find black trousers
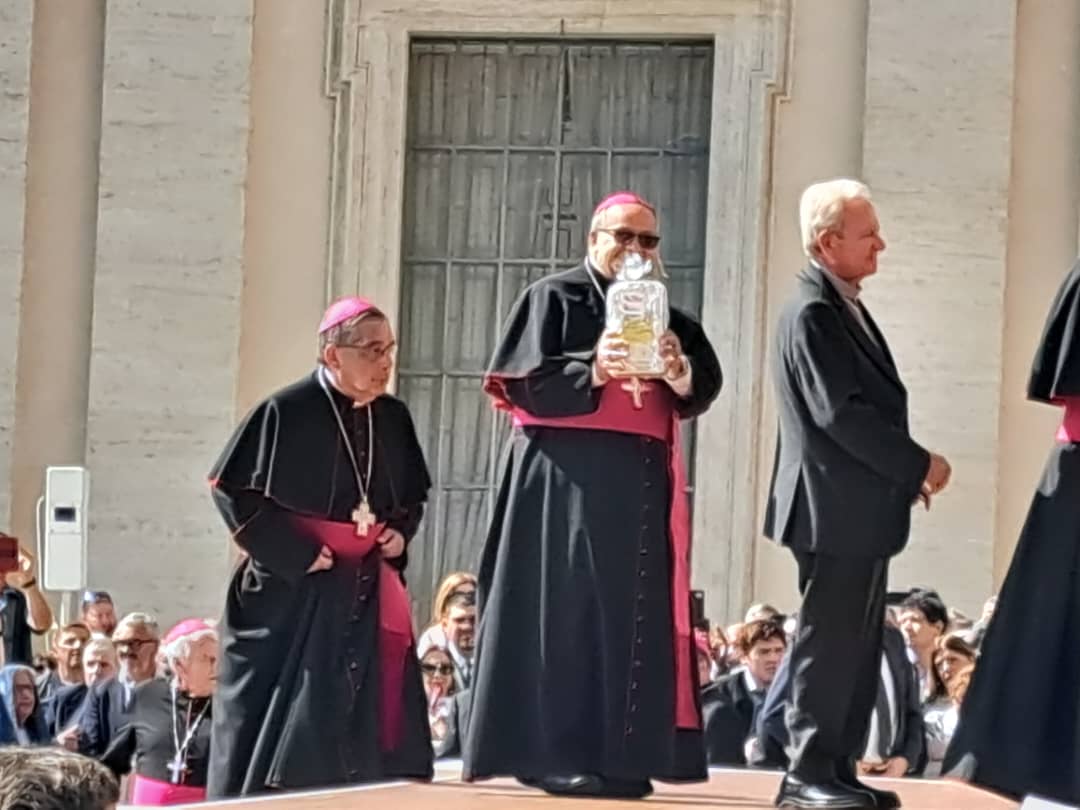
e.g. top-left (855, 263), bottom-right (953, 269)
top-left (784, 551), bottom-right (888, 782)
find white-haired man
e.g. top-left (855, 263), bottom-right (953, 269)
top-left (763, 179), bottom-right (950, 809)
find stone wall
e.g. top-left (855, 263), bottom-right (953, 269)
top-left (84, 1), bottom-right (252, 624)
top-left (0, 3), bottom-right (32, 528)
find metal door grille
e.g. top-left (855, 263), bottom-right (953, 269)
top-left (397, 38), bottom-right (714, 620)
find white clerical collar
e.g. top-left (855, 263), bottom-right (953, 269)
top-left (743, 668), bottom-right (764, 695)
top-left (811, 257), bottom-right (861, 302)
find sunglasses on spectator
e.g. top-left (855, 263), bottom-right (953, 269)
top-left (421, 663), bottom-right (454, 677)
top-left (595, 228), bottom-right (661, 250)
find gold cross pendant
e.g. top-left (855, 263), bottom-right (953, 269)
top-left (621, 376), bottom-right (653, 409)
top-left (352, 499), bottom-right (376, 536)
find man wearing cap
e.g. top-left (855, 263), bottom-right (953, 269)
top-left (207, 297), bottom-right (433, 797)
top-left (463, 192), bottom-right (722, 798)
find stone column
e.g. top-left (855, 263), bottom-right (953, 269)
top-left (994, 0), bottom-right (1080, 586)
top-left (237, 0), bottom-right (335, 415)
top-left (8, 1), bottom-right (106, 553)
top-left (753, 0), bottom-right (869, 612)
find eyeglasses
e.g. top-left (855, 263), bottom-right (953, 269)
top-left (595, 228), bottom-right (661, 250)
top-left (338, 342), bottom-right (396, 361)
top-left (114, 638), bottom-right (157, 653)
top-left (420, 663), bottom-right (455, 677)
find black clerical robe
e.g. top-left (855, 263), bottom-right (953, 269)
top-left (945, 261), bottom-right (1080, 803)
top-left (462, 263), bottom-right (722, 784)
top-left (102, 679), bottom-right (211, 786)
top-left (206, 371), bottom-right (433, 798)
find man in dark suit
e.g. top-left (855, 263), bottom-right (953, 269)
top-left (763, 179), bottom-right (951, 809)
top-left (703, 619), bottom-right (786, 766)
top-left (77, 613), bottom-right (159, 756)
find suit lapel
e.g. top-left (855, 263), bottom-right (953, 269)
top-left (804, 265), bottom-right (904, 392)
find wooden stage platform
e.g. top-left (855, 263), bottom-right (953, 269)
top-left (159, 763), bottom-right (1019, 809)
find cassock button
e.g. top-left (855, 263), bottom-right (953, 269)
top-left (639, 547), bottom-right (647, 556)
top-left (644, 481), bottom-right (652, 489)
top-left (360, 575), bottom-right (372, 583)
top-left (625, 725), bottom-right (634, 735)
top-left (359, 595), bottom-right (368, 603)
top-left (349, 661), bottom-right (358, 671)
top-left (630, 681), bottom-right (639, 691)
top-left (636, 615), bottom-right (644, 623)
top-left (630, 704), bottom-right (638, 714)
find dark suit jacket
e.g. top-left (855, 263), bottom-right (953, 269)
top-left (877, 624), bottom-right (926, 772)
top-left (42, 683), bottom-right (89, 736)
top-left (763, 263), bottom-right (929, 558)
top-left (0, 587), bottom-right (38, 665)
top-left (753, 626), bottom-right (926, 773)
top-left (702, 671), bottom-right (764, 766)
top-left (78, 677), bottom-right (133, 757)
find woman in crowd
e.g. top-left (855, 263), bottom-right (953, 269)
top-left (0, 664), bottom-right (48, 745)
top-left (102, 619), bottom-right (217, 806)
top-left (419, 640), bottom-right (460, 758)
top-left (924, 661), bottom-right (974, 777)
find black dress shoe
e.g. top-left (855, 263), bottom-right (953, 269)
top-left (775, 774), bottom-right (876, 809)
top-left (528, 774), bottom-right (653, 800)
top-left (837, 775), bottom-right (900, 808)
top-left (834, 761), bottom-right (901, 808)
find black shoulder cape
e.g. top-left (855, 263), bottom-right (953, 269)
top-left (1028, 259), bottom-right (1080, 403)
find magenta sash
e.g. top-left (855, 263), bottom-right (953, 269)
top-left (1057, 398), bottom-right (1080, 443)
top-left (508, 380), bottom-right (700, 730)
top-left (291, 516), bottom-right (414, 752)
top-left (130, 775), bottom-right (206, 806)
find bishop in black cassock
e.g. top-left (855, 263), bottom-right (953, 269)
top-left (944, 260), bottom-right (1080, 804)
top-left (462, 192), bottom-right (722, 799)
top-left (206, 297), bottom-right (433, 798)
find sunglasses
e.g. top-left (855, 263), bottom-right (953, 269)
top-left (596, 228), bottom-right (661, 250)
top-left (421, 663), bottom-right (455, 677)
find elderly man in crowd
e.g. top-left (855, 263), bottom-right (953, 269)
top-left (763, 179), bottom-right (951, 809)
top-left (49, 638), bottom-right (117, 741)
top-left (78, 613), bottom-right (160, 757)
top-left (103, 619), bottom-right (218, 806)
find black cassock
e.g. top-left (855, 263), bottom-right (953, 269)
top-left (206, 371), bottom-right (433, 798)
top-left (462, 263), bottom-right (722, 783)
top-left (944, 261), bottom-right (1080, 803)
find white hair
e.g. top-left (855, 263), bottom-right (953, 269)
top-left (82, 638), bottom-right (116, 666)
top-left (799, 178), bottom-right (872, 258)
top-left (113, 611), bottom-right (160, 639)
top-left (163, 628), bottom-right (217, 669)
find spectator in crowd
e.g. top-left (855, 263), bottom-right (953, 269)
top-left (708, 625), bottom-right (732, 681)
top-left (0, 537), bottom-right (53, 666)
top-left (855, 623), bottom-right (926, 778)
top-left (744, 603), bottom-right (782, 623)
top-left (81, 592), bottom-right (118, 639)
top-left (703, 619), bottom-right (787, 766)
top-left (0, 746), bottom-right (120, 810)
top-left (969, 594), bottom-right (997, 649)
top-left (417, 572), bottom-right (477, 652)
top-left (49, 639), bottom-right (117, 741)
top-left (924, 662), bottom-right (974, 776)
top-left (36, 623), bottom-right (91, 704)
top-left (78, 612), bottom-right (160, 757)
top-left (441, 590), bottom-right (475, 692)
top-left (0, 663), bottom-right (49, 745)
top-left (418, 640), bottom-right (461, 759)
top-left (31, 653), bottom-right (54, 678)
top-left (934, 633), bottom-right (977, 696)
top-left (102, 620), bottom-right (217, 806)
top-left (897, 590), bottom-right (949, 704)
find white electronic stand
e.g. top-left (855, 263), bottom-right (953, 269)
top-left (35, 466), bottom-right (90, 626)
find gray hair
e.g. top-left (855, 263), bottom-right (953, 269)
top-left (0, 746), bottom-right (119, 810)
top-left (317, 309), bottom-right (387, 361)
top-left (81, 638), bottom-right (116, 667)
top-left (163, 627), bottom-right (218, 669)
top-left (112, 611), bottom-right (160, 640)
top-left (799, 178), bottom-right (872, 258)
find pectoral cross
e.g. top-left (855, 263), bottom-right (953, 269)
top-left (168, 754), bottom-right (190, 785)
top-left (352, 499), bottom-right (376, 536)
top-left (621, 376), bottom-right (653, 409)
